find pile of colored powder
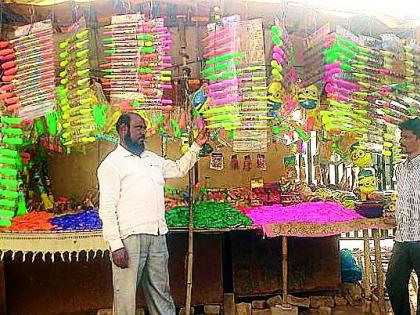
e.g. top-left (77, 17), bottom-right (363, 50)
top-left (50, 208), bottom-right (102, 231)
top-left (4, 211), bottom-right (54, 231)
top-left (246, 201), bottom-right (363, 225)
top-left (166, 201), bottom-right (253, 229)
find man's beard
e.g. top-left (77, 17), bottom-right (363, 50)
top-left (124, 132), bottom-right (145, 155)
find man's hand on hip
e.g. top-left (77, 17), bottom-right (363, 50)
top-left (112, 247), bottom-right (129, 269)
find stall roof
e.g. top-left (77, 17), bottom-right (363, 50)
top-left (1, 0), bottom-right (420, 36)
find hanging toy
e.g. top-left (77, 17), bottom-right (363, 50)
top-left (256, 154), bottom-right (266, 170)
top-left (0, 116), bottom-right (26, 226)
top-left (230, 154), bottom-right (239, 170)
top-left (267, 81), bottom-right (284, 116)
top-left (243, 155), bottom-right (252, 172)
top-left (57, 20), bottom-right (97, 147)
top-left (92, 104), bottom-right (109, 130)
top-left (102, 13), bottom-right (173, 110)
top-left (298, 84), bottom-right (321, 131)
top-left (33, 170), bottom-right (53, 210)
top-left (192, 85), bottom-right (209, 114)
top-left (16, 180), bottom-right (27, 216)
top-left (6, 20), bottom-right (56, 119)
top-left (350, 142), bottom-right (372, 168)
top-left (298, 85), bottom-right (320, 110)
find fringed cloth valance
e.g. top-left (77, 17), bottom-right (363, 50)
top-left (0, 231), bottom-right (108, 262)
top-left (0, 218), bottom-right (395, 262)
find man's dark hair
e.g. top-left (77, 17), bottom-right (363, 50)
top-left (399, 118), bottom-right (420, 138)
top-left (115, 113), bottom-right (131, 133)
top-left (116, 112), bottom-right (143, 133)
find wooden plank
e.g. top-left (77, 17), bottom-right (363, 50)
top-left (5, 253), bottom-right (113, 315)
top-left (0, 261), bottom-right (6, 315)
top-left (231, 230), bottom-right (340, 297)
top-left (167, 233), bottom-right (224, 306)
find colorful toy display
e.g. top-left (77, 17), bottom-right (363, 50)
top-left (0, 116), bottom-right (26, 227)
top-left (5, 20), bottom-right (56, 120)
top-left (57, 20), bottom-right (97, 147)
top-left (102, 13), bottom-right (173, 110)
top-left (201, 15), bottom-right (243, 131)
top-left (0, 4), bottom-right (418, 239)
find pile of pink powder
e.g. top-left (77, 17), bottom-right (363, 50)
top-left (245, 201), bottom-right (363, 225)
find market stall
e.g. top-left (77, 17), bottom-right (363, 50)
top-left (0, 0), bottom-right (418, 314)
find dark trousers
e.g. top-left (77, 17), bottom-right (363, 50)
top-left (386, 241), bottom-right (420, 315)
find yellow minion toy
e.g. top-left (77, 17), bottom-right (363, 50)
top-left (350, 142), bottom-right (372, 168)
top-left (298, 84), bottom-right (319, 110)
top-left (358, 168), bottom-right (377, 201)
top-left (267, 81), bottom-right (284, 111)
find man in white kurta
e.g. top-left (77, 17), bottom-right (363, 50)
top-left (98, 112), bottom-right (208, 315)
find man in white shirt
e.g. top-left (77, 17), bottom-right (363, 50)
top-left (385, 118), bottom-right (420, 315)
top-left (97, 112), bottom-right (208, 315)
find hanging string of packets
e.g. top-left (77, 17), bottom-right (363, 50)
top-left (102, 13), bottom-right (173, 110)
top-left (201, 16), bottom-right (243, 130)
top-left (166, 201), bottom-right (252, 229)
top-left (56, 22), bottom-right (96, 147)
top-left (233, 18), bottom-right (270, 153)
top-left (201, 15), bottom-right (271, 152)
top-left (0, 116), bottom-right (27, 227)
top-left (1, 20), bottom-right (55, 120)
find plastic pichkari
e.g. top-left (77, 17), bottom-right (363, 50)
top-left (0, 114), bottom-right (26, 226)
top-left (201, 20), bottom-right (243, 131)
top-left (56, 20), bottom-right (98, 147)
top-left (3, 20), bottom-right (56, 119)
top-left (102, 14), bottom-right (172, 109)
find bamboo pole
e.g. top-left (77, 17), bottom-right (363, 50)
top-left (373, 229), bottom-right (386, 315)
top-left (282, 236), bottom-right (289, 306)
top-left (178, 14), bottom-right (194, 315)
top-left (362, 229), bottom-right (373, 313)
top-left (362, 230), bottom-right (373, 296)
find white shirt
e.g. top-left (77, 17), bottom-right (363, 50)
top-left (97, 143), bottom-right (201, 251)
top-left (394, 154), bottom-right (420, 242)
